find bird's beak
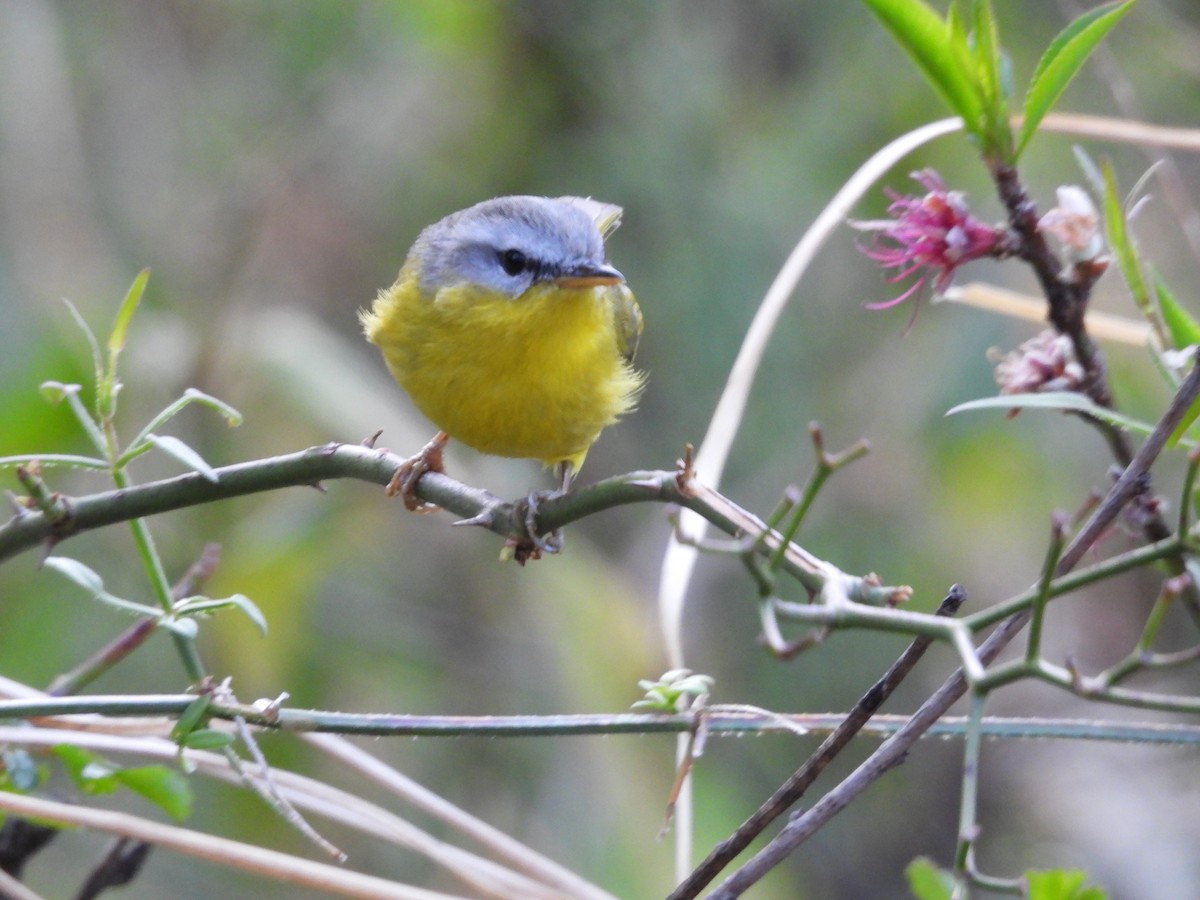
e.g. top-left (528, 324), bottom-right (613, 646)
top-left (555, 262), bottom-right (625, 288)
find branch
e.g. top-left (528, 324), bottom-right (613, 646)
top-left (0, 442), bottom-right (906, 607)
top-left (669, 585), bottom-right (967, 899)
top-left (7, 697), bottom-right (1200, 745)
top-left (706, 356), bottom-right (1200, 896)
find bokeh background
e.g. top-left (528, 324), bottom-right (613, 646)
top-left (3, 1), bottom-right (1200, 897)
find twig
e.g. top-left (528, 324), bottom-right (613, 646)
top-left (668, 586), bottom-right (966, 899)
top-left (707, 357), bottom-right (1200, 896)
top-left (0, 790), bottom-right (453, 900)
top-left (47, 544), bottom-right (222, 697)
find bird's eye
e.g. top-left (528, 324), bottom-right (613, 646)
top-left (499, 249), bottom-right (528, 277)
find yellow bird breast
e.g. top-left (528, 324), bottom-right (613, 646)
top-left (362, 272), bottom-right (645, 473)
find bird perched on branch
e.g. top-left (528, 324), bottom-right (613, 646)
top-left (360, 195), bottom-right (644, 556)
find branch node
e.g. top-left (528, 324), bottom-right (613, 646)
top-left (675, 444), bottom-right (697, 496)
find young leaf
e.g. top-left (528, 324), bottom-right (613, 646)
top-left (114, 765), bottom-right (193, 821)
top-left (61, 299), bottom-right (104, 395)
top-left (0, 453), bottom-right (110, 471)
top-left (1017, 1), bottom-right (1136, 157)
top-left (180, 729), bottom-right (236, 751)
top-left (96, 274), bottom-right (146, 424)
top-left (42, 556), bottom-right (105, 595)
top-left (181, 387), bottom-right (244, 427)
top-left (39, 381), bottom-right (109, 456)
top-left (859, 0), bottom-right (985, 135)
top-left (108, 268), bottom-right (150, 357)
top-left (158, 616), bottom-right (200, 639)
top-left (1101, 160), bottom-right (1151, 316)
top-left (1025, 867), bottom-right (1107, 900)
top-left (121, 389), bottom-right (243, 464)
top-left (171, 695), bottom-right (214, 743)
top-left (1156, 273), bottom-right (1200, 447)
top-left (968, 0), bottom-right (1012, 158)
top-left (1154, 272), bottom-right (1200, 351)
top-left (54, 746), bottom-right (193, 820)
top-left (175, 593), bottom-right (268, 637)
top-left (144, 434), bottom-right (219, 483)
top-left (55, 744), bottom-right (119, 795)
top-left (43, 557), bottom-right (163, 618)
top-left (906, 857), bottom-right (954, 900)
top-left (946, 392), bottom-right (1155, 436)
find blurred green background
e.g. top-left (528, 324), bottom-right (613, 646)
top-left (3, 1), bottom-right (1200, 897)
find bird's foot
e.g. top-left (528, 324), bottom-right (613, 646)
top-left (386, 431), bottom-right (448, 512)
top-left (503, 489), bottom-right (566, 564)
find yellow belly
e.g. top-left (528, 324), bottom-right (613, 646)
top-left (362, 272), bottom-right (644, 472)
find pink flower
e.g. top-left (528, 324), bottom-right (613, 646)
top-left (991, 330), bottom-right (1084, 396)
top-left (853, 169), bottom-right (1003, 310)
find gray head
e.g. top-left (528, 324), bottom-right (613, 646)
top-left (410, 195), bottom-right (625, 298)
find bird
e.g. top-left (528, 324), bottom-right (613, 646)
top-left (360, 195), bottom-right (645, 554)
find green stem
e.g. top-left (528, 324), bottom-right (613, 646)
top-left (1025, 519), bottom-right (1067, 663)
top-left (5, 695), bottom-right (1200, 742)
top-left (953, 692), bottom-right (985, 874)
top-left (963, 533), bottom-right (1188, 632)
top-left (109, 467), bottom-right (206, 684)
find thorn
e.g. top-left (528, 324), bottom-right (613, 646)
top-left (4, 490), bottom-right (28, 517)
top-left (37, 537), bottom-right (59, 568)
top-left (251, 692), bottom-right (290, 723)
top-left (362, 429), bottom-right (384, 449)
top-left (454, 510), bottom-right (496, 529)
top-left (627, 475), bottom-right (663, 490)
top-left (309, 481), bottom-right (328, 493)
top-left (675, 443), bottom-right (696, 495)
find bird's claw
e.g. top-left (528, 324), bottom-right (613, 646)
top-left (507, 489), bottom-right (565, 563)
top-left (386, 432), bottom-right (448, 512)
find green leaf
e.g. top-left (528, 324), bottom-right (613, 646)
top-left (108, 269), bottom-right (150, 357)
top-left (144, 434), bottom-right (219, 482)
top-left (1017, 1), bottom-right (1136, 157)
top-left (968, 0), bottom-right (1012, 157)
top-left (171, 695), bottom-right (213, 743)
top-left (1155, 272), bottom-right (1200, 351)
top-left (39, 381), bottom-right (109, 456)
top-left (54, 745), bottom-right (192, 820)
top-left (121, 388), bottom-right (243, 466)
top-left (43, 556), bottom-right (105, 595)
top-left (0, 453), bottom-right (109, 471)
top-left (96, 270), bottom-right (149, 423)
top-left (175, 593), bottom-right (268, 637)
top-left (1101, 161), bottom-right (1151, 315)
top-left (114, 765), bottom-right (193, 821)
top-left (180, 729), bottom-right (236, 750)
top-left (1026, 867), bottom-right (1107, 900)
top-left (43, 557), bottom-right (163, 618)
top-left (633, 669), bottom-right (714, 711)
top-left (860, 0), bottom-right (985, 134)
top-left (1150, 273), bottom-right (1200, 447)
top-left (158, 616), bottom-right (200, 639)
top-left (905, 857), bottom-right (954, 900)
top-left (61, 299), bottom-right (104, 395)
top-left (55, 744), bottom-right (118, 795)
top-left (181, 387), bottom-right (244, 427)
top-left (946, 391), bottom-right (1156, 436)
